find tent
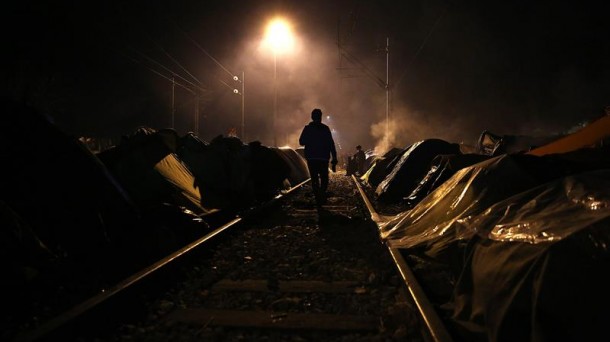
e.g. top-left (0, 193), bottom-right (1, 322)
top-left (376, 139), bottom-right (462, 203)
top-left (379, 146), bottom-right (610, 341)
top-left (97, 128), bottom-right (215, 216)
top-left (274, 147), bottom-right (310, 186)
top-left (405, 153), bottom-right (491, 208)
top-left (451, 170), bottom-right (610, 341)
top-left (361, 147), bottom-right (404, 188)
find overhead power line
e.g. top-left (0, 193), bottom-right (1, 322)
top-left (115, 47), bottom-right (197, 94)
top-left (171, 20), bottom-right (237, 79)
top-left (394, 7), bottom-right (446, 88)
top-left (114, 3), bottom-right (203, 87)
top-left (126, 45), bottom-right (206, 93)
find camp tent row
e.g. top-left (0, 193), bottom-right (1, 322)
top-left (360, 113), bottom-right (610, 341)
top-left (0, 99), bottom-right (309, 336)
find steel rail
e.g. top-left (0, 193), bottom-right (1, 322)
top-left (15, 179), bottom-right (310, 342)
top-left (351, 175), bottom-right (453, 342)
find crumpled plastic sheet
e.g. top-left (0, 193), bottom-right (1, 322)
top-left (380, 154), bottom-right (538, 247)
top-left (380, 154), bottom-right (610, 248)
top-left (473, 169), bottom-right (610, 244)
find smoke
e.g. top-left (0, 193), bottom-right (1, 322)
top-left (9, 0), bottom-right (607, 146)
top-left (369, 102), bottom-right (457, 155)
top-left (218, 13), bottom-right (387, 151)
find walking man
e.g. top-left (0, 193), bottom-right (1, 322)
top-left (299, 108), bottom-right (338, 205)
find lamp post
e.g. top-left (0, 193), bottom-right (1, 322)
top-left (264, 18), bottom-right (293, 147)
top-left (273, 51), bottom-right (277, 146)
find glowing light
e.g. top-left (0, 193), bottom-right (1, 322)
top-left (264, 18), bottom-right (294, 54)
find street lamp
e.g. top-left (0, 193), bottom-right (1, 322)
top-left (263, 17), bottom-right (294, 146)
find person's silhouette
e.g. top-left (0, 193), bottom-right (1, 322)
top-left (298, 108), bottom-right (338, 205)
top-left (354, 145), bottom-right (366, 175)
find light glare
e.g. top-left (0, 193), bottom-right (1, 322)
top-left (264, 18), bottom-right (294, 54)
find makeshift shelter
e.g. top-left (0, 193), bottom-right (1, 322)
top-left (0, 100), bottom-right (204, 328)
top-left (0, 99), bottom-right (141, 264)
top-left (381, 150), bottom-right (610, 250)
top-left (97, 128), bottom-right (214, 216)
top-left (361, 147), bottom-right (403, 188)
top-left (477, 130), bottom-right (560, 156)
top-left (248, 141), bottom-right (291, 201)
top-left (379, 145), bottom-right (610, 341)
top-left (274, 147), bottom-right (309, 186)
top-left (405, 153), bottom-right (491, 208)
top-left (177, 134), bottom-right (252, 209)
top-left (451, 170), bottom-right (610, 341)
top-left (176, 135), bottom-right (292, 209)
top-left (376, 139), bottom-right (461, 203)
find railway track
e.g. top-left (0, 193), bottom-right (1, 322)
top-left (13, 173), bottom-right (453, 342)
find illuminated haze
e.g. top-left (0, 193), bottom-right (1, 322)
top-left (5, 1), bottom-right (608, 154)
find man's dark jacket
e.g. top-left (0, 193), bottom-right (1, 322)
top-left (299, 121), bottom-right (337, 161)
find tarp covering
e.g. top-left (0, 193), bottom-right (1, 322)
top-left (477, 130), bottom-right (561, 156)
top-left (275, 147), bottom-right (309, 186)
top-left (1, 101), bottom-right (212, 275)
top-left (0, 100), bottom-right (205, 321)
top-left (248, 141), bottom-right (291, 200)
top-left (97, 128), bottom-right (214, 215)
top-left (177, 134), bottom-right (251, 209)
top-left (0, 99), bottom-right (140, 262)
top-left (0, 99), bottom-right (302, 336)
top-left (451, 170), bottom-right (610, 341)
top-left (380, 149), bottom-right (610, 249)
top-left (376, 139), bottom-right (461, 203)
top-left (469, 170), bottom-right (610, 243)
top-left (361, 147), bottom-right (403, 188)
top-left (176, 134), bottom-right (293, 209)
top-left (380, 154), bottom-right (545, 246)
top-left (378, 146), bottom-right (610, 341)
top-left (405, 153), bottom-right (491, 208)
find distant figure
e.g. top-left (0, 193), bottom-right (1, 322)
top-left (354, 145), bottom-right (367, 175)
top-left (299, 108), bottom-right (338, 205)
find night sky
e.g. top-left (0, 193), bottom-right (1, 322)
top-left (4, 0), bottom-right (609, 154)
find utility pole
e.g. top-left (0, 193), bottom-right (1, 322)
top-left (241, 71), bottom-right (245, 141)
top-left (194, 93), bottom-right (199, 136)
top-left (171, 76), bottom-right (176, 129)
top-left (385, 37), bottom-right (390, 151)
top-left (337, 21), bottom-right (391, 151)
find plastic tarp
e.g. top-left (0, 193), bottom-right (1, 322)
top-left (98, 128), bottom-right (214, 215)
top-left (378, 146), bottom-right (610, 341)
top-left (451, 170), bottom-right (610, 341)
top-left (177, 135), bottom-right (292, 209)
top-left (380, 154), bottom-right (540, 246)
top-left (1, 99), bottom-right (140, 261)
top-left (177, 134), bottom-right (251, 209)
top-left (361, 147), bottom-right (403, 188)
top-left (405, 153), bottom-right (491, 208)
top-left (275, 147), bottom-right (309, 186)
top-left (248, 141), bottom-right (291, 201)
top-left (0, 100), bottom-right (183, 321)
top-left (376, 139), bottom-right (461, 203)
top-left (477, 130), bottom-right (561, 156)
top-left (380, 151), bottom-right (609, 250)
